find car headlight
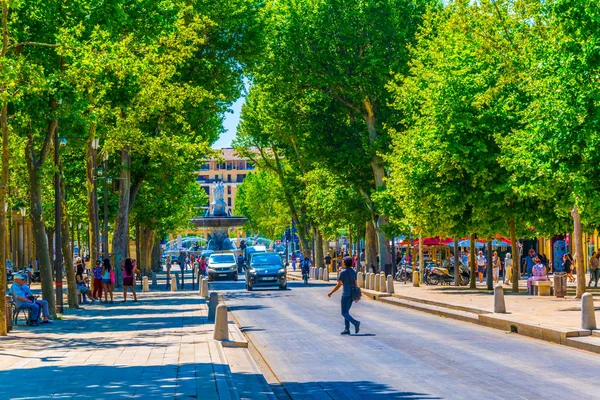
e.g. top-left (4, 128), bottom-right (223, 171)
top-left (248, 268), bottom-right (256, 274)
top-left (278, 268), bottom-right (285, 274)
top-left (231, 266), bottom-right (237, 271)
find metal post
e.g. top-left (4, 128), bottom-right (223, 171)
top-left (454, 238), bottom-right (460, 286)
top-left (487, 240), bottom-right (493, 290)
top-left (391, 236), bottom-right (396, 276)
top-left (102, 158), bottom-right (109, 259)
top-left (54, 125), bottom-right (64, 313)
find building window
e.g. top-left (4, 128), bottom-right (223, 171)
top-left (247, 161), bottom-right (255, 170)
top-left (237, 174), bottom-right (246, 183)
top-left (227, 197), bottom-right (232, 207)
top-left (227, 186), bottom-right (231, 195)
top-left (227, 174), bottom-right (231, 183)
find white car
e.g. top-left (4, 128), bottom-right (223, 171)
top-left (207, 253), bottom-right (238, 282)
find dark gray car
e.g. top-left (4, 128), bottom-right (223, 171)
top-left (246, 253), bottom-right (286, 291)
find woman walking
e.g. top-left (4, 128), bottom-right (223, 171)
top-left (101, 258), bottom-right (114, 303)
top-left (121, 258), bottom-right (138, 302)
top-left (503, 253), bottom-right (513, 285)
top-left (476, 251), bottom-right (486, 283)
top-left (492, 251), bottom-right (501, 284)
top-left (563, 253), bottom-right (575, 282)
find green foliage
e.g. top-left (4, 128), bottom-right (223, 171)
top-left (235, 170), bottom-right (289, 240)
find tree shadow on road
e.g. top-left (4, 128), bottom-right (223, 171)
top-left (282, 379), bottom-right (440, 399)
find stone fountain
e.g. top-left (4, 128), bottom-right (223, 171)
top-left (191, 182), bottom-right (247, 251)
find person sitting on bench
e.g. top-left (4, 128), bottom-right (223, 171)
top-left (526, 257), bottom-right (549, 295)
top-left (10, 274), bottom-right (52, 325)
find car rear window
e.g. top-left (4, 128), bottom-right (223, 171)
top-left (210, 255), bottom-right (235, 263)
top-left (251, 254), bottom-right (282, 266)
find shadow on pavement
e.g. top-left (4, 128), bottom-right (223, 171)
top-left (0, 363), bottom-right (440, 400)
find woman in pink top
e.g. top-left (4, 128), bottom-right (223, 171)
top-left (526, 257), bottom-right (549, 294)
top-left (120, 258), bottom-right (138, 302)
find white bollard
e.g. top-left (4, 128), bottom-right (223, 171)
top-left (152, 272), bottom-right (157, 286)
top-left (413, 271), bottom-right (420, 287)
top-left (208, 292), bottom-right (219, 322)
top-left (357, 272), bottom-right (363, 288)
top-left (379, 273), bottom-right (386, 293)
top-left (213, 304), bottom-right (229, 341)
top-left (387, 275), bottom-right (394, 294)
top-left (366, 273), bottom-right (371, 290)
top-left (375, 273), bottom-right (380, 292)
top-left (200, 278), bottom-right (209, 298)
top-left (581, 292), bottom-right (597, 330)
top-left (315, 267), bottom-right (320, 280)
top-left (142, 276), bottom-right (149, 292)
top-left (370, 273), bottom-right (376, 290)
top-left (494, 284), bottom-right (506, 313)
top-left (171, 276), bottom-right (177, 292)
top-left (323, 267), bottom-right (329, 282)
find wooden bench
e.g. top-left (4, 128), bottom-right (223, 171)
top-left (532, 280), bottom-right (553, 296)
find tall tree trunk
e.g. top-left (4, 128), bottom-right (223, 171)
top-left (76, 223), bottom-right (82, 261)
top-left (571, 205), bottom-right (586, 298)
top-left (60, 172), bottom-right (78, 308)
top-left (112, 148), bottom-right (131, 288)
top-left (314, 228), bottom-right (324, 269)
top-left (86, 136), bottom-right (100, 265)
top-left (46, 228), bottom-right (54, 277)
top-left (365, 220), bottom-right (378, 273)
top-left (0, 102), bottom-right (8, 335)
top-left (135, 220), bottom-right (141, 265)
top-left (364, 101), bottom-right (391, 272)
top-left (0, 0), bottom-right (10, 336)
top-left (26, 139), bottom-right (56, 317)
top-left (139, 224), bottom-right (155, 274)
top-left (469, 234), bottom-right (476, 289)
top-left (151, 236), bottom-right (161, 272)
top-left (509, 217), bottom-right (519, 293)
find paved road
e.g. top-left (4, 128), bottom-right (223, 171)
top-left (212, 277), bottom-right (600, 400)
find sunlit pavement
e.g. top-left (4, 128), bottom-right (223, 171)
top-left (0, 292), bottom-right (234, 399)
top-left (212, 277), bottom-right (600, 400)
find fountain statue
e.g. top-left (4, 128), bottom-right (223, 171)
top-left (191, 182), bottom-right (247, 250)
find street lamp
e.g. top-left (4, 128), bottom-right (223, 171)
top-left (19, 207), bottom-right (26, 270)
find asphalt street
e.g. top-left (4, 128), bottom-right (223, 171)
top-left (211, 275), bottom-right (600, 400)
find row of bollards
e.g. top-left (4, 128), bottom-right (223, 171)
top-left (307, 266), bottom-right (330, 282)
top-left (197, 276), bottom-right (229, 341)
top-left (355, 271), bottom-right (395, 295)
top-left (493, 284), bottom-right (596, 330)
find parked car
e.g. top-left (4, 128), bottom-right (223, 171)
top-left (246, 253), bottom-right (286, 291)
top-left (207, 253), bottom-right (238, 282)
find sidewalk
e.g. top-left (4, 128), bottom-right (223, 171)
top-left (289, 268), bottom-right (600, 353)
top-left (0, 289), bottom-right (272, 399)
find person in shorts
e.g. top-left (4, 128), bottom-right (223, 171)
top-left (101, 258), bottom-right (114, 304)
top-left (120, 258), bottom-right (138, 302)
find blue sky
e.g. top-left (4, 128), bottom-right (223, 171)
top-left (212, 96), bottom-right (245, 149)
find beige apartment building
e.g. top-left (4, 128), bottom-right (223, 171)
top-left (196, 148), bottom-right (255, 214)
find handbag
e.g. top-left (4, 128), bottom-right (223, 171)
top-left (109, 269), bottom-right (116, 284)
top-left (349, 270), bottom-right (361, 302)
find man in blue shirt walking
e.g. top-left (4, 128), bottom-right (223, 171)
top-left (328, 257), bottom-right (360, 335)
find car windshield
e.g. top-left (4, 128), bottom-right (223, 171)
top-left (210, 255), bottom-right (235, 263)
top-left (251, 254), bottom-right (282, 266)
